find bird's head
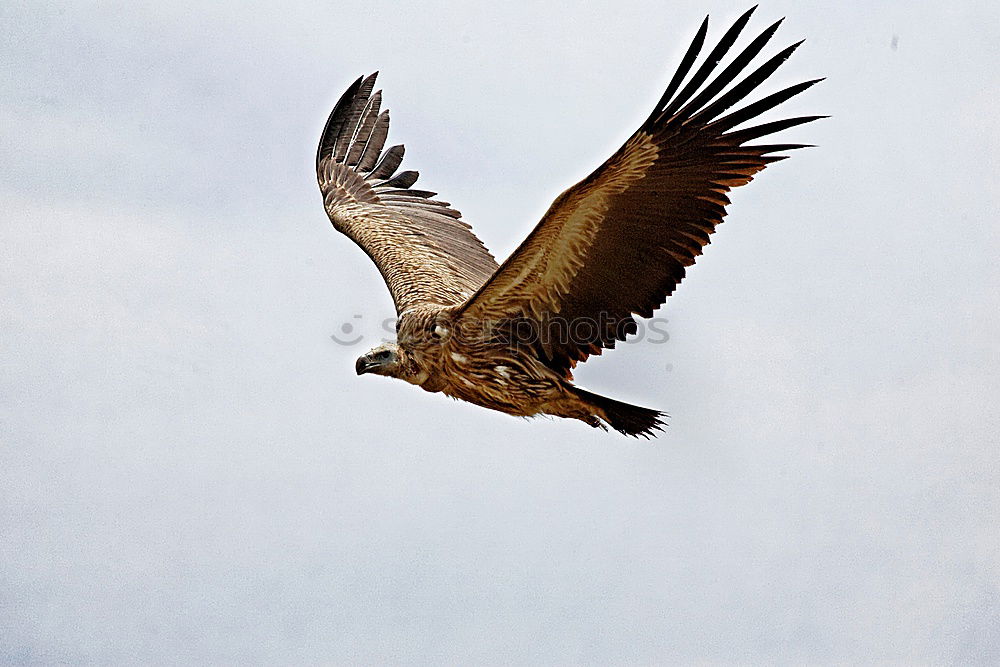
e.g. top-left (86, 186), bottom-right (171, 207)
top-left (355, 342), bottom-right (401, 377)
top-left (355, 342), bottom-right (428, 385)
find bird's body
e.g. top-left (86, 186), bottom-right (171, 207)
top-left (370, 304), bottom-right (654, 432)
top-left (317, 8), bottom-right (822, 437)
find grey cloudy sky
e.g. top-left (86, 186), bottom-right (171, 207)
top-left (2, 1), bottom-right (999, 663)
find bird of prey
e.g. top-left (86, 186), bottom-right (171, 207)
top-left (316, 7), bottom-right (822, 437)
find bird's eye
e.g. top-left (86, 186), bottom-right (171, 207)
top-left (376, 350), bottom-right (391, 361)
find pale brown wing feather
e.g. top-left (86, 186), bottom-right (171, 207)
top-left (317, 73), bottom-right (499, 314)
top-left (456, 8), bottom-right (824, 377)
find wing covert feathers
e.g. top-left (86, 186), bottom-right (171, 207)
top-left (316, 73), bottom-right (498, 313)
top-left (457, 7), bottom-right (823, 378)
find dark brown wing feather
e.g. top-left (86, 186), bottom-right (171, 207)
top-left (317, 73), bottom-right (499, 314)
top-left (456, 8), bottom-right (824, 378)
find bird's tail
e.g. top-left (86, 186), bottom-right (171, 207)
top-left (572, 387), bottom-right (666, 438)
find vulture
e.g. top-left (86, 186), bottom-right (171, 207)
top-left (316, 7), bottom-right (822, 437)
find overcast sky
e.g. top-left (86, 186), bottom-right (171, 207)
top-left (2, 1), bottom-right (999, 663)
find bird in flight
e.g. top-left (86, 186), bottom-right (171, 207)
top-left (316, 7), bottom-right (822, 437)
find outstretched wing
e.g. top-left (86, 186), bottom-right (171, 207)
top-left (317, 73), bottom-right (499, 314)
top-left (456, 7), bottom-right (823, 378)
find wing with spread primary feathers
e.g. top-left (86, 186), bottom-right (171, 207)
top-left (317, 73), bottom-right (499, 314)
top-left (456, 7), bottom-right (824, 378)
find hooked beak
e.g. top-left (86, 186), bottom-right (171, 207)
top-left (356, 355), bottom-right (374, 375)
